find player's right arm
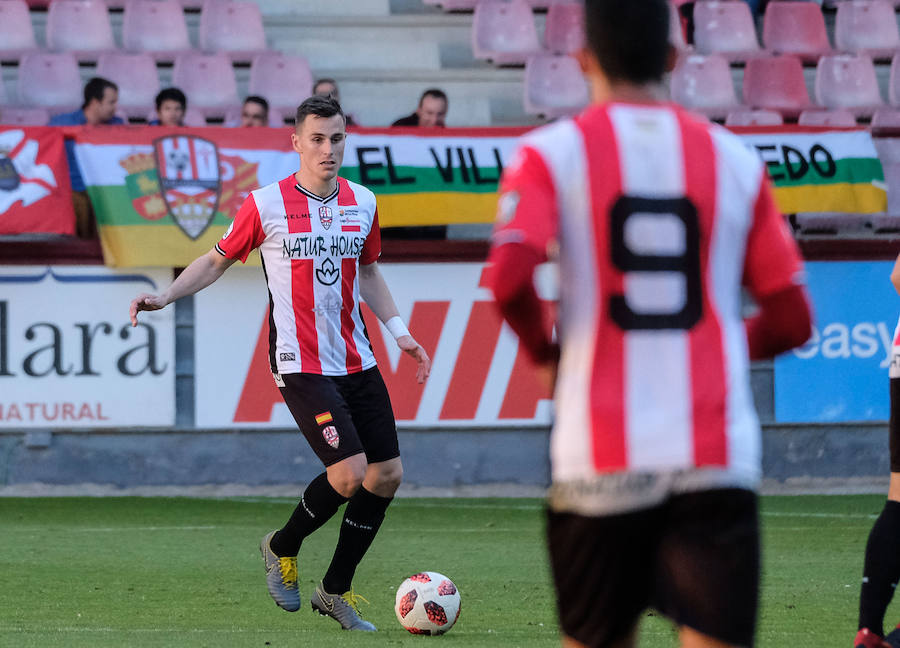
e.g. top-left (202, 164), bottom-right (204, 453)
top-left (130, 193), bottom-right (264, 326)
top-left (129, 250), bottom-right (236, 326)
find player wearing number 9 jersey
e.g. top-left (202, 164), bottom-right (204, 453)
top-left (487, 2), bottom-right (812, 647)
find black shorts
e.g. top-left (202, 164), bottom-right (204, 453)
top-left (278, 367), bottom-right (399, 467)
top-left (546, 488), bottom-right (759, 648)
top-left (890, 378), bottom-right (900, 472)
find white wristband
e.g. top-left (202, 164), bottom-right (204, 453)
top-left (385, 316), bottom-right (410, 340)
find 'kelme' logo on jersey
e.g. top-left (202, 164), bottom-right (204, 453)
top-left (319, 206), bottom-right (333, 229)
top-left (153, 135), bottom-right (221, 240)
top-left (315, 258), bottom-right (340, 286)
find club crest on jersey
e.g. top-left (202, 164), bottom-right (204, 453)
top-left (322, 425), bottom-right (339, 449)
top-left (319, 206), bottom-right (334, 229)
top-left (153, 135), bottom-right (221, 240)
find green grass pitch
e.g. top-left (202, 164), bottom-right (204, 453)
top-left (0, 495), bottom-right (894, 647)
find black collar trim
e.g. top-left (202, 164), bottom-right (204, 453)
top-left (295, 182), bottom-right (339, 203)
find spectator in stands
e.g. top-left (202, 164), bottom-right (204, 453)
top-left (313, 78), bottom-right (357, 127)
top-left (49, 77), bottom-right (123, 239)
top-left (149, 88), bottom-right (186, 127)
top-left (391, 89), bottom-right (448, 128)
top-left (240, 96), bottom-right (269, 127)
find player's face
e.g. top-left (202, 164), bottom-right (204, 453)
top-left (157, 99), bottom-right (184, 127)
top-left (292, 114), bottom-right (346, 182)
top-left (416, 95), bottom-right (447, 127)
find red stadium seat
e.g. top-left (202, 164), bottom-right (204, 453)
top-left (670, 53), bottom-right (741, 120)
top-left (742, 55), bottom-right (813, 119)
top-left (172, 53), bottom-right (238, 118)
top-left (199, 0), bottom-right (269, 63)
top-left (815, 53), bottom-right (884, 118)
top-left (762, 1), bottom-right (831, 64)
top-left (472, 0), bottom-right (541, 65)
top-left (835, 0), bottom-right (900, 61)
top-left (523, 54), bottom-right (588, 118)
top-left (123, 0), bottom-right (192, 62)
top-left (724, 109), bottom-right (784, 126)
top-left (544, 3), bottom-right (584, 55)
top-left (46, 0), bottom-right (116, 61)
top-left (797, 109), bottom-right (858, 126)
top-left (887, 52), bottom-right (900, 105)
top-left (16, 52), bottom-right (82, 111)
top-left (96, 53), bottom-right (160, 118)
top-left (0, 106), bottom-right (51, 125)
top-left (0, 0), bottom-right (39, 62)
top-left (248, 53), bottom-right (313, 113)
top-left (693, 1), bottom-right (762, 63)
top-left (872, 106), bottom-right (900, 127)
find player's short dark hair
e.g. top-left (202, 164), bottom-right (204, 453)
top-left (155, 87), bottom-right (186, 111)
top-left (584, 0), bottom-right (671, 84)
top-left (82, 77), bottom-right (117, 109)
top-left (418, 88), bottom-right (447, 106)
top-left (244, 95), bottom-right (269, 116)
top-left (295, 94), bottom-right (345, 129)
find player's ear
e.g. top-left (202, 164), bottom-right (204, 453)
top-left (290, 131), bottom-right (303, 155)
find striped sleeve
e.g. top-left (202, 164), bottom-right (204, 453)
top-left (216, 193), bottom-right (265, 263)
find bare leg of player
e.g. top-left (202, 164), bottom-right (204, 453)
top-left (362, 456), bottom-right (403, 496)
top-left (679, 626), bottom-right (746, 648)
top-left (887, 472), bottom-right (900, 503)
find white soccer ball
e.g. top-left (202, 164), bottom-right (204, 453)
top-left (394, 571), bottom-right (461, 635)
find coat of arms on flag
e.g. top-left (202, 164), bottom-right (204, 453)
top-left (153, 135), bottom-right (221, 240)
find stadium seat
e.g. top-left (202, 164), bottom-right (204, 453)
top-left (724, 109), bottom-right (784, 126)
top-left (742, 55), bottom-right (813, 119)
top-left (0, 0), bottom-right (39, 62)
top-left (815, 54), bottom-right (884, 118)
top-left (669, 0), bottom-right (691, 53)
top-left (472, 0), bottom-right (541, 65)
top-left (248, 53), bottom-right (313, 113)
top-left (543, 3), bottom-right (584, 55)
top-left (16, 52), bottom-right (82, 111)
top-left (670, 53), bottom-right (741, 120)
top-left (122, 0), bottom-right (192, 62)
top-left (872, 106), bottom-right (900, 127)
top-left (199, 0), bottom-right (269, 63)
top-left (762, 1), bottom-right (832, 64)
top-left (0, 106), bottom-right (51, 125)
top-left (693, 1), bottom-right (763, 63)
top-left (835, 0), bottom-right (900, 61)
top-left (887, 53), bottom-right (900, 105)
top-left (46, 0), bottom-right (116, 61)
top-left (96, 53), bottom-right (160, 118)
top-left (172, 53), bottom-right (239, 118)
top-left (797, 109), bottom-right (858, 126)
top-left (523, 54), bottom-right (589, 118)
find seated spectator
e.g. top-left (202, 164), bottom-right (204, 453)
top-left (391, 89), bottom-right (448, 127)
top-left (49, 77), bottom-right (123, 239)
top-left (149, 87), bottom-right (186, 126)
top-left (240, 95), bottom-right (269, 127)
top-left (313, 78), bottom-right (357, 127)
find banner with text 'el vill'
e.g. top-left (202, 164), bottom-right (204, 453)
top-left (74, 126), bottom-right (885, 268)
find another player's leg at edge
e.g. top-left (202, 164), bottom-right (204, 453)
top-left (260, 452), bottom-right (401, 631)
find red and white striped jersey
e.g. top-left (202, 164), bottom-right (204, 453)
top-left (216, 175), bottom-right (380, 376)
top-left (493, 102), bottom-right (804, 485)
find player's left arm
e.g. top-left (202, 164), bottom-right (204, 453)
top-left (359, 260), bottom-right (431, 384)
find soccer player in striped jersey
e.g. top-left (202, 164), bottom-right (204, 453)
top-left (855, 252), bottom-right (900, 648)
top-left (487, 1), bottom-right (812, 646)
top-left (129, 95), bottom-right (430, 632)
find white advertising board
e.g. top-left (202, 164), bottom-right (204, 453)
top-left (194, 263), bottom-right (555, 428)
top-left (0, 266), bottom-right (175, 428)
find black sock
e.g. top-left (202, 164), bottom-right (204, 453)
top-left (270, 473), bottom-right (347, 557)
top-left (322, 487), bottom-right (392, 594)
top-left (859, 500), bottom-right (900, 635)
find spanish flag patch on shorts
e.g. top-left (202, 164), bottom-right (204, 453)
top-left (315, 411), bottom-right (333, 425)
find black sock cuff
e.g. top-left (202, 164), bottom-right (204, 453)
top-left (346, 486), bottom-right (392, 522)
top-left (307, 472), bottom-right (349, 511)
top-left (885, 500), bottom-right (900, 516)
